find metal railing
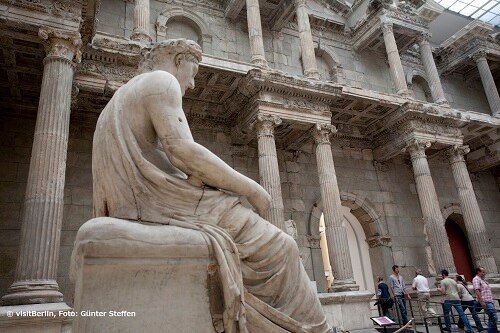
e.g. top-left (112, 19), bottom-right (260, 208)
top-left (374, 297), bottom-right (499, 333)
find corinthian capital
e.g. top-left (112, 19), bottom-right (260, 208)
top-left (254, 114), bottom-right (282, 137)
top-left (470, 49), bottom-right (487, 62)
top-left (39, 27), bottom-right (82, 63)
top-left (312, 123), bottom-right (337, 144)
top-left (446, 145), bottom-right (470, 164)
top-left (402, 139), bottom-right (431, 157)
top-left (380, 22), bottom-right (393, 34)
top-left (416, 32), bottom-right (432, 44)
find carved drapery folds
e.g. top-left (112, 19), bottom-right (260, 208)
top-left (254, 114), bottom-right (285, 231)
top-left (312, 124), bottom-right (358, 291)
top-left (446, 145), bottom-right (499, 276)
top-left (403, 140), bottom-right (456, 276)
top-left (2, 27), bottom-right (82, 305)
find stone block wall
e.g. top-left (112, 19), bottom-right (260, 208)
top-left (1, 116), bottom-right (500, 303)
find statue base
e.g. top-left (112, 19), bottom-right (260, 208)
top-left (70, 217), bottom-right (223, 333)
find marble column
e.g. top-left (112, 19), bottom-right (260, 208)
top-left (404, 140), bottom-right (456, 275)
top-left (295, 0), bottom-right (320, 80)
top-left (130, 0), bottom-right (152, 44)
top-left (312, 124), bottom-right (358, 291)
top-left (446, 145), bottom-right (499, 276)
top-left (255, 114), bottom-right (285, 231)
top-left (2, 28), bottom-right (81, 305)
top-left (472, 50), bottom-right (500, 116)
top-left (417, 32), bottom-right (447, 104)
top-left (246, 0), bottom-right (268, 67)
top-left (380, 20), bottom-right (410, 96)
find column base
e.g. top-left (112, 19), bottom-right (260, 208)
top-left (251, 56), bottom-right (268, 68)
top-left (486, 273), bottom-right (500, 284)
top-left (435, 99), bottom-right (449, 106)
top-left (397, 89), bottom-right (411, 97)
top-left (329, 279), bottom-right (359, 292)
top-left (304, 69), bottom-right (320, 80)
top-left (2, 280), bottom-right (63, 305)
top-left (130, 31), bottom-right (152, 44)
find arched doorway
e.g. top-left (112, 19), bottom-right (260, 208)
top-left (319, 206), bottom-right (375, 293)
top-left (445, 214), bottom-right (474, 281)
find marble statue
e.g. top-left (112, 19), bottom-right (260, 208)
top-left (91, 39), bottom-right (331, 333)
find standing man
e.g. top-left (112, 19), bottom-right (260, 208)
top-left (412, 268), bottom-right (436, 322)
top-left (390, 265), bottom-right (411, 324)
top-left (377, 276), bottom-right (394, 320)
top-left (473, 267), bottom-right (498, 333)
top-left (439, 269), bottom-right (472, 333)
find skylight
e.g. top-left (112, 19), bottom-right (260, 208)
top-left (434, 0), bottom-right (500, 26)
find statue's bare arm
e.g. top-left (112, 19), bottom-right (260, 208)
top-left (138, 71), bottom-right (271, 215)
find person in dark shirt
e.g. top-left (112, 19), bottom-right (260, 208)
top-left (377, 276), bottom-right (394, 319)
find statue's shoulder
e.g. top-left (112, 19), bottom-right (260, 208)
top-left (132, 70), bottom-right (180, 97)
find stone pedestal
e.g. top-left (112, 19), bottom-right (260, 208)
top-left (319, 290), bottom-right (375, 331)
top-left (446, 145), bottom-right (499, 278)
top-left (417, 32), bottom-right (447, 104)
top-left (255, 114), bottom-right (285, 231)
top-left (246, 0), bottom-right (267, 67)
top-left (472, 50), bottom-right (500, 116)
top-left (404, 140), bottom-right (456, 275)
top-left (380, 20), bottom-right (409, 96)
top-left (312, 124), bottom-right (358, 291)
top-left (71, 218), bottom-right (221, 333)
top-left (295, 0), bottom-right (320, 79)
top-left (130, 0), bottom-right (152, 43)
top-left (2, 27), bottom-right (81, 305)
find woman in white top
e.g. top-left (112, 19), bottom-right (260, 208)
top-left (457, 275), bottom-right (484, 332)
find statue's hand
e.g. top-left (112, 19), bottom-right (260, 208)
top-left (247, 186), bottom-right (271, 217)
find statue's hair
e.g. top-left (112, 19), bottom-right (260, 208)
top-left (137, 39), bottom-right (202, 73)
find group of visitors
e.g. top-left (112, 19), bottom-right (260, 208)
top-left (376, 265), bottom-right (498, 333)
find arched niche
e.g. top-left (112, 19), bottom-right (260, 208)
top-left (313, 44), bottom-right (345, 84)
top-left (308, 192), bottom-right (391, 293)
top-left (155, 7), bottom-right (212, 53)
top-left (407, 70), bottom-right (432, 103)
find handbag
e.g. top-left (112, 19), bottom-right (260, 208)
top-left (461, 281), bottom-right (483, 313)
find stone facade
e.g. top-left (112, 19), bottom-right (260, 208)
top-left (0, 0), bottom-right (500, 331)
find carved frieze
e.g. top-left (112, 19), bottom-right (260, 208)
top-left (1, 0), bottom-right (82, 22)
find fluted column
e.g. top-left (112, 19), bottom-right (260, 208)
top-left (404, 140), bottom-right (456, 275)
top-left (246, 0), bottom-right (268, 67)
top-left (472, 50), bottom-right (500, 116)
top-left (295, 0), bottom-right (320, 80)
top-left (255, 114), bottom-right (285, 231)
top-left (417, 32), bottom-right (447, 104)
top-left (130, 0), bottom-right (152, 44)
top-left (312, 124), bottom-right (358, 291)
top-left (446, 145), bottom-right (499, 276)
top-left (2, 28), bottom-right (81, 305)
top-left (380, 20), bottom-right (410, 96)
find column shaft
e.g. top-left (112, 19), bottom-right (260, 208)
top-left (3, 28), bottom-right (81, 305)
top-left (381, 21), bottom-right (409, 96)
top-left (312, 124), bottom-right (357, 291)
top-left (447, 146), bottom-right (498, 274)
top-left (255, 115), bottom-right (285, 231)
top-left (406, 141), bottom-right (456, 275)
top-left (131, 0), bottom-right (152, 43)
top-left (473, 51), bottom-right (500, 116)
top-left (246, 0), bottom-right (267, 67)
top-left (295, 0), bottom-right (320, 79)
top-left (418, 34), bottom-right (447, 104)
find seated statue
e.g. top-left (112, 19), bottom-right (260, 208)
top-left (92, 38), bottom-right (331, 333)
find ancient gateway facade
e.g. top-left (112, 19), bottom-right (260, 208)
top-left (0, 0), bottom-right (499, 331)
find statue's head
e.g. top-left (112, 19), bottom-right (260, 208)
top-left (138, 39), bottom-right (202, 95)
